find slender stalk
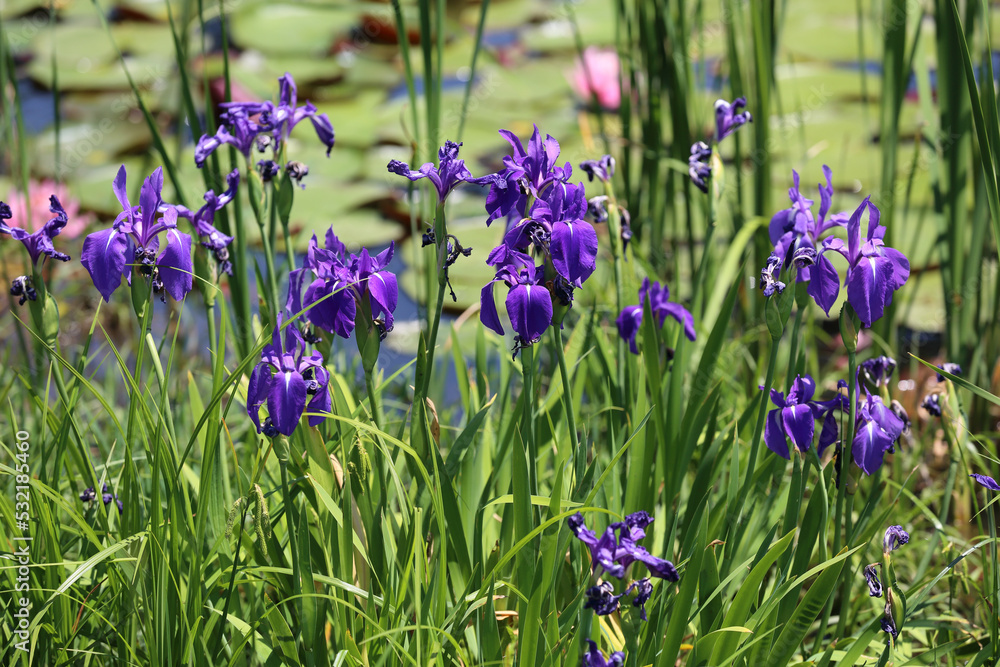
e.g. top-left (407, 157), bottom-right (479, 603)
top-left (419, 203), bottom-right (448, 398)
top-left (552, 326), bottom-right (580, 461)
top-left (280, 454), bottom-right (303, 628)
top-left (365, 368), bottom-right (382, 432)
top-left (835, 347), bottom-right (858, 637)
top-left (522, 343), bottom-right (537, 496)
top-left (738, 338), bottom-right (781, 508)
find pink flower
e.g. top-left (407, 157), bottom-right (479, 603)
top-left (6, 180), bottom-right (93, 239)
top-left (571, 47), bottom-right (621, 111)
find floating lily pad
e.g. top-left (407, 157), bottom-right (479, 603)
top-left (30, 121), bottom-right (154, 180)
top-left (229, 2), bottom-right (360, 56)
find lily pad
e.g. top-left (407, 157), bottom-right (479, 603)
top-left (229, 2), bottom-right (360, 57)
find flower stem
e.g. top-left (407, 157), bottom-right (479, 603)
top-left (280, 455), bottom-right (303, 627)
top-left (522, 343), bottom-right (538, 496)
top-left (738, 337), bottom-right (781, 508)
top-left (834, 346), bottom-right (858, 637)
top-left (553, 326), bottom-right (581, 463)
top-left (365, 367), bottom-right (382, 432)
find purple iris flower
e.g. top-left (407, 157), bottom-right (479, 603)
top-left (491, 179), bottom-right (597, 293)
top-left (195, 106), bottom-right (263, 167)
top-left (0, 196), bottom-right (71, 265)
top-left (579, 155), bottom-right (615, 183)
top-left (387, 140), bottom-right (502, 203)
top-left (936, 363), bottom-right (962, 382)
top-left (715, 97), bottom-right (753, 141)
top-left (568, 512), bottom-right (623, 577)
top-left (247, 314), bottom-right (331, 437)
top-left (535, 182), bottom-right (598, 287)
top-left (853, 388), bottom-right (907, 475)
top-left (196, 73), bottom-right (335, 167)
top-left (860, 355), bottom-right (896, 387)
top-left (582, 640), bottom-right (625, 667)
top-left (820, 196), bottom-right (909, 327)
top-left (484, 125), bottom-right (574, 225)
top-left (160, 170), bottom-right (240, 274)
top-left (616, 277), bottom-right (696, 355)
top-left (763, 375), bottom-right (827, 459)
top-left (258, 74), bottom-right (336, 154)
top-left (921, 393), bottom-right (942, 417)
top-left (81, 166), bottom-right (194, 303)
top-left (970, 474), bottom-right (1000, 491)
top-left (882, 525), bottom-right (909, 553)
top-left (568, 511), bottom-right (679, 582)
top-left (688, 141), bottom-right (712, 193)
top-left (863, 564), bottom-right (883, 597)
top-left (287, 228), bottom-right (398, 339)
top-left (481, 251), bottom-right (553, 346)
top-left (768, 168), bottom-right (850, 314)
top-left (81, 483), bottom-right (123, 514)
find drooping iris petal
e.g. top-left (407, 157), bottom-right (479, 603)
top-left (807, 253), bottom-right (840, 315)
top-left (853, 420), bottom-right (894, 476)
top-left (550, 219), bottom-right (598, 286)
top-left (81, 227), bottom-right (128, 302)
top-left (310, 114), bottom-right (336, 156)
top-left (817, 412), bottom-right (839, 456)
top-left (306, 368), bottom-right (332, 427)
top-left (480, 281), bottom-right (505, 336)
top-left (247, 364), bottom-right (273, 432)
top-left (657, 300), bottom-right (697, 342)
top-left (881, 246), bottom-right (910, 291)
top-left (764, 408), bottom-right (791, 459)
top-left (367, 270), bottom-right (398, 329)
top-left (268, 370), bottom-right (308, 436)
top-left (505, 283), bottom-right (552, 343)
top-left (156, 228), bottom-right (194, 301)
top-left (625, 545), bottom-right (679, 581)
top-left (781, 403), bottom-right (816, 453)
top-left (303, 279), bottom-right (356, 339)
top-left (846, 255), bottom-right (893, 327)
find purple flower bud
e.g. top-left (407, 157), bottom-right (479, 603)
top-left (883, 525), bottom-right (909, 553)
top-left (936, 363), bottom-right (962, 382)
top-left (970, 473), bottom-right (1000, 492)
top-left (688, 141), bottom-right (712, 193)
top-left (715, 97), bottom-right (753, 141)
top-left (921, 393), bottom-right (942, 417)
top-left (579, 155), bottom-right (616, 182)
top-left (860, 356), bottom-right (897, 387)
